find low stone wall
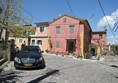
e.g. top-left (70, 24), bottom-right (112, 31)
top-left (0, 43), bottom-right (10, 71)
top-left (0, 51), bottom-right (6, 59)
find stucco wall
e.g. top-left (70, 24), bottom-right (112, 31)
top-left (9, 37), bottom-right (28, 49)
top-left (49, 16), bottom-right (82, 54)
top-left (30, 37), bottom-right (48, 52)
top-left (35, 26), bottom-right (49, 36)
top-left (92, 32), bottom-right (107, 49)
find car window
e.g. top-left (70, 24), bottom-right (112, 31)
top-left (22, 46), bottom-right (41, 52)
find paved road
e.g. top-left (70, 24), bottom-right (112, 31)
top-left (0, 54), bottom-right (118, 83)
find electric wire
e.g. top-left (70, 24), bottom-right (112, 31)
top-left (97, 0), bottom-right (118, 41)
top-left (65, 0), bottom-right (75, 17)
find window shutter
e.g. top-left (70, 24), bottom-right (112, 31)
top-left (56, 41), bottom-right (60, 48)
top-left (56, 27), bottom-right (60, 34)
top-left (69, 25), bottom-right (74, 33)
top-left (40, 26), bottom-right (44, 32)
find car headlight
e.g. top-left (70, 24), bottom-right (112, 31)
top-left (36, 57), bottom-right (43, 63)
top-left (14, 57), bottom-right (21, 63)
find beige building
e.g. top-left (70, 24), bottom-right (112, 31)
top-left (9, 37), bottom-right (28, 50)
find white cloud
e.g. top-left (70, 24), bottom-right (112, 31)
top-left (98, 9), bottom-right (118, 28)
top-left (107, 35), bottom-right (118, 44)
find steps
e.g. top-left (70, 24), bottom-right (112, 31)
top-left (0, 58), bottom-right (7, 66)
top-left (0, 58), bottom-right (8, 73)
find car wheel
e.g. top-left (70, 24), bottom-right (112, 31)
top-left (15, 67), bottom-right (18, 69)
top-left (14, 64), bottom-right (18, 69)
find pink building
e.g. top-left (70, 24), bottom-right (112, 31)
top-left (90, 30), bottom-right (107, 55)
top-left (32, 14), bottom-right (107, 58)
top-left (49, 15), bottom-right (92, 58)
top-left (30, 22), bottom-right (50, 52)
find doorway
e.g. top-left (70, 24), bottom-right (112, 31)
top-left (90, 48), bottom-right (95, 56)
top-left (66, 39), bottom-right (76, 53)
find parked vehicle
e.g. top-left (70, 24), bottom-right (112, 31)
top-left (14, 46), bottom-right (45, 69)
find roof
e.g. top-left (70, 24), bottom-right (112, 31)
top-left (49, 14), bottom-right (92, 31)
top-left (49, 14), bottom-right (86, 24)
top-left (35, 22), bottom-right (49, 27)
top-left (92, 30), bottom-right (106, 34)
top-left (29, 35), bottom-right (48, 38)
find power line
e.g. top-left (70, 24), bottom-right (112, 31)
top-left (65, 0), bottom-right (75, 17)
top-left (97, 0), bottom-right (118, 41)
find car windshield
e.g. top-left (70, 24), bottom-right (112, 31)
top-left (22, 46), bottom-right (41, 52)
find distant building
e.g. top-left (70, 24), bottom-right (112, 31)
top-left (9, 25), bottom-right (35, 49)
top-left (90, 30), bottom-right (107, 55)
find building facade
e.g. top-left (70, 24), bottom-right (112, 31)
top-left (9, 37), bottom-right (28, 49)
top-left (30, 22), bottom-right (50, 52)
top-left (49, 15), bottom-right (92, 58)
top-left (90, 30), bottom-right (107, 56)
top-left (8, 14), bottom-right (107, 59)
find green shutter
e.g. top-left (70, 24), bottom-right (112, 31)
top-left (69, 25), bottom-right (74, 33)
top-left (56, 27), bottom-right (60, 34)
top-left (40, 26), bottom-right (44, 32)
top-left (56, 41), bottom-right (60, 48)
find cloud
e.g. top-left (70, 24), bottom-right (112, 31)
top-left (107, 35), bottom-right (118, 44)
top-left (97, 9), bottom-right (118, 28)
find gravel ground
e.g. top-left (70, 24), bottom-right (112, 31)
top-left (0, 54), bottom-right (118, 83)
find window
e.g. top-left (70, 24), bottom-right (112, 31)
top-left (32, 40), bottom-right (35, 45)
top-left (56, 41), bottom-right (60, 48)
top-left (56, 26), bottom-right (60, 34)
top-left (19, 39), bottom-right (22, 44)
top-left (99, 34), bottom-right (103, 39)
top-left (63, 18), bottom-right (66, 23)
top-left (39, 26), bottom-right (44, 32)
top-left (37, 40), bottom-right (42, 45)
top-left (69, 25), bottom-right (74, 33)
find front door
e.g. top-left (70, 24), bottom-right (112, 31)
top-left (67, 39), bottom-right (76, 53)
top-left (91, 48), bottom-right (95, 56)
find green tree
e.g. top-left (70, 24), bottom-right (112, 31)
top-left (0, 0), bottom-right (33, 43)
top-left (111, 44), bottom-right (118, 55)
top-left (0, 0), bottom-right (24, 42)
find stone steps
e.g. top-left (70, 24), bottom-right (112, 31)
top-left (0, 58), bottom-right (8, 73)
top-left (0, 58), bottom-right (6, 65)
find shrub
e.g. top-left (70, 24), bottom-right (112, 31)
top-left (45, 49), bottom-right (49, 53)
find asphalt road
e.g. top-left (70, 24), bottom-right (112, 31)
top-left (0, 54), bottom-right (118, 83)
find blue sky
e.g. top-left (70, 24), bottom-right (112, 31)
top-left (23, 0), bottom-right (118, 44)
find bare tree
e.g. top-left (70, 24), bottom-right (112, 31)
top-left (0, 0), bottom-right (24, 43)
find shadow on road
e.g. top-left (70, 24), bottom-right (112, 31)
top-left (111, 74), bottom-right (118, 79)
top-left (0, 70), bottom-right (23, 83)
top-left (110, 65), bottom-right (118, 68)
top-left (28, 69), bottom-right (59, 83)
top-left (99, 62), bottom-right (118, 69)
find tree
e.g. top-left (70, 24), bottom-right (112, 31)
top-left (111, 44), bottom-right (118, 55)
top-left (0, 0), bottom-right (24, 43)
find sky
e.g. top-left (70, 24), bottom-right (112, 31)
top-left (23, 0), bottom-right (118, 44)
